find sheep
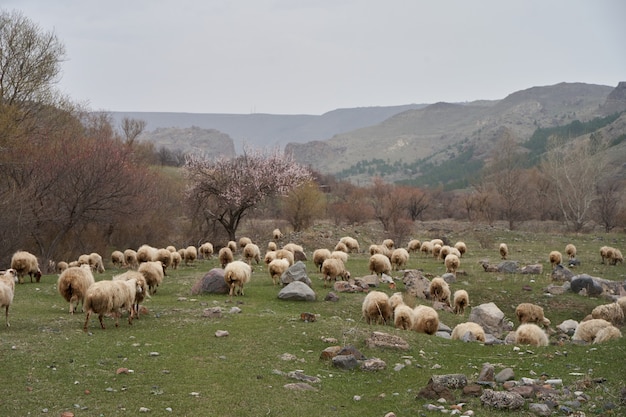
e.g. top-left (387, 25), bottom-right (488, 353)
top-left (77, 254), bottom-right (91, 267)
top-left (369, 244), bottom-right (391, 258)
top-left (412, 305), bottom-right (440, 335)
top-left (275, 248), bottom-right (295, 266)
top-left (388, 292), bottom-right (405, 311)
top-left (407, 239), bottom-right (421, 253)
top-left (267, 241), bottom-right (277, 252)
top-left (113, 270), bottom-right (148, 319)
top-left (362, 291), bottom-right (392, 325)
top-left (444, 253), bottom-right (460, 276)
top-left (369, 253), bottom-right (392, 276)
top-left (572, 318), bottom-right (613, 343)
top-left (170, 251), bottom-right (182, 269)
top-left (111, 250), bottom-right (125, 268)
top-left (264, 250), bottom-right (277, 265)
top-left (10, 250), bottom-right (42, 283)
top-left (0, 269), bottom-right (18, 326)
top-left (499, 243), bottom-right (508, 260)
top-left (184, 245), bottom-right (198, 265)
top-left (334, 241), bottom-right (348, 253)
top-left (420, 241), bottom-right (433, 256)
top-left (282, 242), bottom-right (304, 254)
top-left (451, 322), bottom-right (485, 342)
top-left (56, 261), bottom-right (69, 274)
top-left (137, 244), bottom-right (158, 263)
top-left (83, 278), bottom-right (141, 331)
top-left (390, 248), bottom-right (410, 271)
top-left (618, 296), bottom-right (626, 318)
top-left (339, 236), bottom-right (360, 253)
top-left (438, 245), bottom-right (452, 261)
top-left (549, 250), bottom-right (562, 268)
top-left (454, 241), bottom-right (467, 258)
top-left (57, 264), bottom-right (96, 315)
top-left (155, 248), bottom-right (172, 273)
top-left (219, 247), bottom-right (234, 268)
top-left (138, 261), bottom-right (165, 295)
top-left (515, 303), bottom-right (551, 328)
top-left (330, 250), bottom-right (348, 264)
top-left (593, 325), bottom-right (622, 344)
top-left (453, 289), bottom-right (470, 315)
top-left (591, 302), bottom-right (624, 326)
top-left (313, 248), bottom-right (332, 272)
top-left (242, 243), bottom-right (261, 265)
top-left (321, 258), bottom-right (350, 288)
top-left (124, 249), bottom-right (139, 269)
top-left (199, 242), bottom-right (214, 259)
top-left (514, 323), bottom-right (549, 346)
top-left (227, 240), bottom-right (237, 253)
top-left (432, 244), bottom-right (442, 259)
top-left (224, 260), bottom-right (252, 299)
top-left (272, 228), bottom-right (283, 240)
top-left (430, 238), bottom-right (444, 247)
top-left (382, 239), bottom-right (394, 250)
top-left (429, 277), bottom-right (451, 306)
top-left (268, 258), bottom-right (290, 286)
top-left (565, 243), bottom-right (577, 260)
top-left (610, 248), bottom-right (623, 265)
top-left (166, 245), bottom-right (177, 253)
top-left (393, 304), bottom-right (414, 330)
top-left (238, 236), bottom-right (252, 250)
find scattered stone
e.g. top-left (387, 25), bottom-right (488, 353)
top-left (510, 385), bottom-right (535, 398)
top-left (190, 268), bottom-right (229, 295)
top-left (333, 280), bottom-right (365, 293)
top-left (277, 281), bottom-right (316, 301)
top-left (321, 336), bottom-right (338, 343)
top-left (116, 368), bottom-right (130, 375)
top-left (429, 374), bottom-right (468, 389)
top-left (570, 274), bottom-right (603, 296)
top-left (484, 333), bottom-right (504, 345)
top-left (356, 274), bottom-right (380, 287)
top-left (468, 302), bottom-right (511, 337)
top-left (402, 270), bottom-right (431, 299)
top-left (557, 319), bottom-right (578, 335)
top-left (215, 330), bottom-right (229, 337)
top-left (202, 307), bottom-right (222, 318)
top-left (229, 306), bottom-right (241, 314)
top-left (332, 354), bottom-right (359, 370)
top-left (544, 284), bottom-right (567, 295)
top-left (520, 264), bottom-right (543, 275)
top-left (337, 345), bottom-right (366, 360)
top-left (462, 384), bottom-right (482, 397)
top-left (324, 292), bottom-right (339, 302)
top-left (286, 371), bottom-right (321, 383)
top-left (280, 261), bottom-right (312, 287)
top-left (300, 312), bottom-right (316, 322)
top-left (279, 353), bottom-right (297, 361)
top-left (495, 368), bottom-right (515, 383)
top-left (361, 358), bottom-right (386, 371)
top-left (551, 265), bottom-right (574, 282)
top-left (416, 382), bottom-right (455, 403)
top-left (365, 331), bottom-right (409, 350)
top-left (284, 383), bottom-right (317, 391)
top-left (480, 389), bottom-right (525, 410)
top-left (432, 301), bottom-right (453, 312)
top-left (441, 273), bottom-right (456, 283)
top-left (478, 364), bottom-right (495, 383)
top-left (498, 261), bottom-right (520, 273)
top-left (528, 403), bottom-right (551, 416)
top-left (320, 346), bottom-right (342, 360)
top-left (384, 413), bottom-right (396, 417)
top-left (139, 407), bottom-right (150, 412)
top-left (149, 352), bottom-right (160, 357)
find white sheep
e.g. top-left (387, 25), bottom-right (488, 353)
top-left (83, 278), bottom-right (141, 331)
top-left (243, 243), bottom-right (261, 265)
top-left (600, 246), bottom-right (610, 264)
top-left (272, 228), bottom-right (283, 240)
top-left (420, 241), bottom-right (433, 256)
top-left (282, 242), bottom-right (304, 256)
top-left (155, 248), bottom-right (172, 272)
top-left (199, 242), bottom-right (214, 259)
top-left (339, 236), bottom-right (360, 253)
top-left (268, 258), bottom-right (290, 286)
top-left (369, 244), bottom-right (391, 258)
top-left (10, 250), bottom-right (42, 283)
top-left (515, 303), bottom-right (551, 327)
top-left (57, 264), bottom-right (96, 314)
top-left (407, 239), bottom-right (421, 253)
top-left (330, 250), bottom-right (348, 264)
top-left (219, 247), bottom-right (234, 267)
top-left (137, 244), bottom-right (158, 263)
top-left (429, 277), bottom-right (451, 306)
top-left (514, 323), bottom-right (549, 346)
top-left (313, 248), bottom-right (332, 272)
top-left (438, 245), bottom-right (452, 261)
top-left (388, 292), bottom-right (405, 311)
top-left (275, 248), bottom-right (295, 266)
top-left (56, 261), bottom-right (69, 274)
top-left (591, 302), bottom-right (624, 326)
top-left (113, 270), bottom-right (149, 319)
top-left (412, 305), bottom-right (439, 335)
top-left (593, 325), bottom-right (622, 344)
top-left (166, 245), bottom-right (177, 253)
top-left (362, 291), bottom-right (392, 325)
top-left (382, 239), bottom-right (395, 250)
top-left (499, 243), bottom-right (509, 260)
top-left (111, 250), bottom-right (125, 268)
top-left (444, 253), bottom-right (460, 276)
top-left (184, 245), bottom-right (198, 265)
top-left (549, 250), bottom-right (562, 268)
top-left (138, 261), bottom-right (165, 295)
top-left (238, 237), bottom-right (252, 250)
top-left (617, 296), bottom-right (626, 317)
top-left (0, 269), bottom-right (18, 326)
top-left (432, 244), bottom-right (442, 259)
top-left (565, 243), bottom-right (577, 260)
top-left (170, 251), bottom-right (182, 269)
top-left (572, 318), bottom-right (613, 343)
top-left (430, 238), bottom-right (444, 247)
top-left (224, 260), bottom-right (252, 299)
top-left (227, 240), bottom-right (237, 253)
top-left (393, 304), bottom-right (415, 330)
top-left (610, 248), bottom-right (623, 265)
top-left (267, 241), bottom-right (277, 252)
top-left (453, 289), bottom-right (469, 315)
top-left (321, 258), bottom-right (350, 288)
top-left (334, 241), bottom-right (349, 253)
top-left (77, 254), bottom-right (91, 267)
top-left (368, 253), bottom-right (392, 276)
top-left (451, 322), bottom-right (485, 342)
top-left (454, 241), bottom-right (467, 258)
top-left (124, 249), bottom-right (139, 269)
top-left (264, 250), bottom-right (277, 265)
top-left (390, 248), bottom-right (409, 271)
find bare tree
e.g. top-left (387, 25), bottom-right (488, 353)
top-left (404, 186), bottom-right (430, 221)
top-left (595, 178), bottom-right (623, 232)
top-left (120, 117), bottom-right (147, 147)
top-left (369, 178), bottom-right (408, 232)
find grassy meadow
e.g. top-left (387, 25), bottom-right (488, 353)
top-left (1, 225), bottom-right (625, 417)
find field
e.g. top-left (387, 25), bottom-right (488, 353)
top-left (1, 225), bottom-right (625, 417)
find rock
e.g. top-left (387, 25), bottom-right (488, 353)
top-left (441, 273), bottom-right (456, 283)
top-left (202, 307), bottom-right (222, 318)
top-left (570, 274), bottom-right (603, 296)
top-left (286, 371), bottom-right (321, 384)
top-left (402, 270), bottom-right (431, 299)
top-left (495, 368), bottom-right (515, 383)
top-left (436, 331), bottom-right (451, 339)
top-left (324, 292), bottom-right (339, 301)
top-left (277, 281), bottom-right (316, 301)
top-left (551, 264), bottom-right (574, 282)
top-left (484, 333), bottom-right (504, 345)
top-left (356, 274), bottom-right (380, 287)
top-left (365, 331), bottom-right (409, 350)
top-left (557, 319), bottom-right (578, 335)
top-left (528, 403), bottom-right (552, 416)
top-left (333, 280), bottom-right (365, 293)
top-left (280, 261), bottom-right (312, 287)
top-left (468, 302), bottom-right (511, 337)
top-left (462, 384), bottom-right (483, 397)
top-left (498, 261), bottom-right (520, 273)
top-left (416, 382), bottom-right (455, 403)
top-left (320, 346), bottom-right (342, 360)
top-left (429, 374), bottom-right (468, 389)
top-left (520, 264), bottom-right (543, 275)
top-left (544, 284), bottom-right (567, 295)
top-left (215, 330), bottom-right (229, 337)
top-left (510, 385), bottom-right (535, 398)
top-left (432, 301), bottom-right (453, 312)
top-left (300, 312), bottom-right (316, 322)
top-left (568, 258), bottom-right (581, 267)
top-left (332, 354), bottom-right (359, 370)
top-left (190, 268), bottom-right (229, 295)
top-left (480, 389), bottom-right (525, 410)
top-left (293, 250), bottom-right (307, 262)
top-left (337, 345), bottom-right (367, 360)
top-left (229, 306), bottom-right (242, 314)
top-left (361, 358), bottom-right (387, 371)
top-left (478, 363), bottom-right (495, 382)
top-left (284, 382), bottom-right (318, 391)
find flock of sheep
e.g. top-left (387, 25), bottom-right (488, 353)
top-left (1, 229), bottom-right (624, 347)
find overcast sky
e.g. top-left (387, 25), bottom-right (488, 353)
top-left (4, 0), bottom-right (625, 115)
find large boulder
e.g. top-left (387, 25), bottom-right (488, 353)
top-left (497, 261), bottom-right (519, 273)
top-left (468, 302), bottom-right (511, 337)
top-left (402, 270), bottom-right (430, 299)
top-left (190, 268), bottom-right (229, 295)
top-left (280, 261), bottom-right (312, 287)
top-left (278, 281), bottom-right (316, 301)
top-left (570, 274), bottom-right (604, 296)
top-left (551, 264), bottom-right (574, 282)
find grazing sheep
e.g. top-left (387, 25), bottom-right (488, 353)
top-left (499, 243), bottom-right (508, 260)
top-left (56, 261), bottom-right (69, 274)
top-left (514, 323), bottom-right (549, 346)
top-left (453, 289), bottom-right (470, 315)
top-left (170, 251), bottom-right (182, 270)
top-left (111, 251), bottom-right (125, 268)
top-left (394, 304), bottom-right (415, 330)
top-left (610, 248), bottom-right (623, 265)
top-left (138, 261), bottom-right (165, 295)
top-left (362, 291), bottom-right (392, 325)
top-left (407, 239), bottom-right (421, 253)
top-left (412, 305), bottom-right (440, 335)
top-left (87, 252), bottom-right (105, 273)
top-left (0, 269), bottom-right (18, 326)
top-left (444, 253), bottom-right (460, 275)
top-left (243, 243), bottom-right (261, 265)
top-left (227, 240), bottom-right (237, 253)
top-left (267, 241), bottom-right (277, 252)
top-left (429, 277), bottom-right (451, 306)
top-left (268, 258), bottom-right (290, 286)
top-left (390, 248), bottom-right (410, 271)
top-left (238, 237), bottom-right (252, 250)
top-left (600, 246), bottom-right (610, 264)
top-left (313, 249), bottom-right (332, 272)
top-left (572, 318), bottom-right (613, 343)
top-left (617, 296), bottom-right (626, 317)
top-left (224, 260), bottom-right (252, 299)
top-left (155, 248), bottom-right (172, 273)
top-left (137, 244), bottom-right (158, 263)
top-left (451, 322), bottom-right (485, 342)
top-left (83, 278), bottom-right (141, 331)
top-left (382, 239), bottom-right (394, 250)
top-left (369, 244), bottom-right (391, 258)
top-left (330, 250), bottom-right (348, 264)
top-left (57, 265), bottom-right (96, 314)
top-left (264, 250), bottom-right (277, 265)
top-left (321, 258), bottom-right (350, 288)
top-left (549, 250), bottom-right (562, 268)
top-left (10, 250), bottom-right (42, 283)
top-left (124, 249), bottom-right (139, 269)
top-left (282, 242), bottom-right (304, 254)
top-left (184, 245), bottom-right (198, 265)
top-left (565, 244), bottom-right (577, 260)
top-left (77, 254), bottom-right (91, 267)
top-left (593, 325), bottom-right (622, 344)
top-left (339, 236), bottom-right (360, 253)
top-left (454, 241), bottom-right (467, 258)
top-left (166, 245), bottom-right (177, 253)
top-left (432, 244), bottom-right (442, 259)
top-left (272, 228), bottom-right (283, 240)
top-left (388, 292), bottom-right (405, 311)
top-left (219, 247), bottom-right (234, 267)
top-left (591, 302), bottom-right (624, 326)
top-left (420, 241), bottom-right (433, 256)
top-left (334, 241), bottom-right (349, 253)
top-left (369, 253), bottom-right (392, 276)
top-left (438, 245), bottom-right (452, 261)
top-left (275, 248), bottom-right (295, 266)
top-left (199, 242), bottom-right (214, 259)
top-left (515, 303), bottom-right (551, 327)
top-left (113, 270), bottom-right (148, 319)
top-left (430, 238), bottom-right (444, 247)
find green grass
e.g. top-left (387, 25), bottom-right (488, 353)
top-left (1, 228), bottom-right (625, 416)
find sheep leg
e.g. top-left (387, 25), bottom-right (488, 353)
top-left (83, 312), bottom-right (91, 331)
top-left (98, 314), bottom-right (106, 329)
top-left (4, 306), bottom-right (9, 327)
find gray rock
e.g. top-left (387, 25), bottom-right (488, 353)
top-left (441, 273), bottom-right (456, 283)
top-left (484, 333), bottom-right (505, 345)
top-left (544, 284), bottom-right (567, 295)
top-left (356, 274), bottom-right (380, 288)
top-left (365, 331), bottom-right (409, 350)
top-left (429, 374), bottom-right (468, 389)
top-left (202, 307), bottom-right (222, 318)
top-left (332, 354), bottom-right (359, 370)
top-left (337, 345), bottom-right (366, 360)
top-left (286, 371), bottom-right (321, 384)
top-left (280, 261), bottom-right (312, 287)
top-left (468, 302), bottom-right (510, 337)
top-left (402, 270), bottom-right (431, 299)
top-left (495, 368), bottom-right (515, 383)
top-left (520, 264), bottom-right (543, 275)
top-left (551, 264), bottom-right (574, 282)
top-left (190, 268), bottom-right (229, 295)
top-left (528, 403), bottom-right (552, 416)
top-left (498, 261), bottom-right (520, 273)
top-left (478, 363), bottom-right (495, 382)
top-left (324, 291), bottom-right (339, 301)
top-left (361, 358), bottom-right (386, 371)
top-left (277, 281), bottom-right (316, 301)
top-left (570, 274), bottom-right (603, 296)
top-left (480, 389), bottom-right (525, 410)
top-left (557, 319), bottom-right (578, 335)
top-left (284, 382), bottom-right (318, 391)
